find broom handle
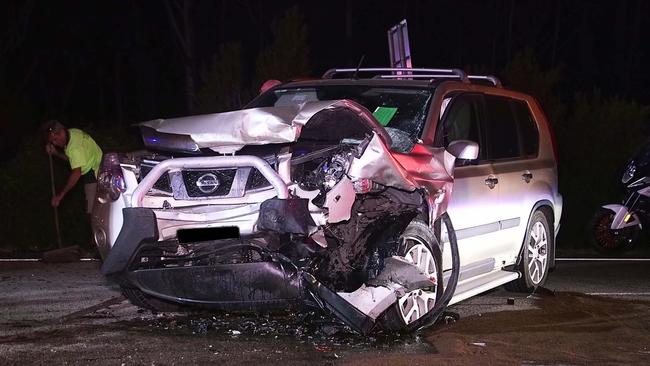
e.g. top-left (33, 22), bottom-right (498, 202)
top-left (48, 153), bottom-right (63, 249)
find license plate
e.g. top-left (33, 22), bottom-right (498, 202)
top-left (177, 227), bottom-right (240, 243)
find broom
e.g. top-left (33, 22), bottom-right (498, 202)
top-left (42, 152), bottom-right (80, 262)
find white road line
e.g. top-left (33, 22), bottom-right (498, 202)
top-left (0, 258), bottom-right (99, 262)
top-left (0, 258), bottom-right (41, 262)
top-left (556, 258), bottom-right (650, 262)
top-left (587, 292), bottom-right (650, 296)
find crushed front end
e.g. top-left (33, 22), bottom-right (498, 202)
top-left (92, 100), bottom-right (459, 333)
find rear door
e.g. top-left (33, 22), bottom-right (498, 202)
top-left (482, 95), bottom-right (539, 259)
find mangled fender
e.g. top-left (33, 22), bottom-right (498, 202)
top-left (347, 133), bottom-right (418, 191)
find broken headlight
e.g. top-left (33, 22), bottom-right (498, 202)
top-left (97, 153), bottom-right (127, 202)
top-left (322, 153), bottom-right (350, 190)
top-left (293, 146), bottom-right (354, 192)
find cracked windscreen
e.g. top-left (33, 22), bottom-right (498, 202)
top-left (249, 85), bottom-right (433, 140)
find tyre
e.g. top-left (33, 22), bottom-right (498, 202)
top-left (379, 220), bottom-right (443, 332)
top-left (588, 207), bottom-right (639, 255)
top-left (121, 287), bottom-right (184, 312)
top-left (506, 211), bottom-right (552, 292)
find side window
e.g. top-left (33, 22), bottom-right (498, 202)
top-left (484, 95), bottom-right (520, 160)
top-left (439, 94), bottom-right (482, 165)
top-left (512, 100), bottom-right (539, 157)
top-left (440, 94), bottom-right (481, 149)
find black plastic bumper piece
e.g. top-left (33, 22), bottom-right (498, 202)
top-left (101, 207), bottom-right (158, 277)
top-left (302, 272), bottom-right (376, 335)
top-left (128, 262), bottom-right (303, 311)
top-left (258, 198), bottom-right (315, 235)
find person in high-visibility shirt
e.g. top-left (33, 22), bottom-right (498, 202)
top-left (41, 120), bottom-right (103, 213)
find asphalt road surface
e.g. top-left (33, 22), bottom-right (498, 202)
top-left (1, 259), bottom-right (649, 365)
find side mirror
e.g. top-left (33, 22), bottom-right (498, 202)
top-left (447, 140), bottom-right (479, 160)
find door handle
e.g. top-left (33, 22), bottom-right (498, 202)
top-left (484, 177), bottom-right (498, 189)
top-left (522, 172), bottom-right (533, 183)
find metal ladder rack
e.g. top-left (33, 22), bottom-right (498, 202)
top-left (321, 67), bottom-right (502, 88)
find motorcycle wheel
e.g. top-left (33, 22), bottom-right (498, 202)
top-left (588, 207), bottom-right (640, 255)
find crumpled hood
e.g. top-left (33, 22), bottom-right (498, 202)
top-left (139, 100), bottom-right (391, 154)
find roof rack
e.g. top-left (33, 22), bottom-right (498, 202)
top-left (321, 67), bottom-right (502, 88)
top-left (467, 75), bottom-right (502, 88)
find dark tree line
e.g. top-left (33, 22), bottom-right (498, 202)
top-left (1, 1), bottom-right (648, 138)
top-left (1, 0), bottom-right (649, 251)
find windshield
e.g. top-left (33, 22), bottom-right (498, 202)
top-left (248, 85), bottom-right (433, 139)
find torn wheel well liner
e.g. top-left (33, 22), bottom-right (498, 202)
top-left (316, 187), bottom-right (426, 290)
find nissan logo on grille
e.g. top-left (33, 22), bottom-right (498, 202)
top-left (196, 173), bottom-right (220, 194)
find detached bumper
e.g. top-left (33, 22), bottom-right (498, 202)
top-left (101, 207), bottom-right (305, 311)
top-left (101, 207), bottom-right (443, 334)
top-left (126, 263), bottom-right (303, 311)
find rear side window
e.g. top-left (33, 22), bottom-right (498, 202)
top-left (483, 95), bottom-right (540, 160)
top-left (512, 100), bottom-right (539, 157)
top-left (484, 95), bottom-right (520, 160)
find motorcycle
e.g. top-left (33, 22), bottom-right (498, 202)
top-left (589, 142), bottom-right (650, 254)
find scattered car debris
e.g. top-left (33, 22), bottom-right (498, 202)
top-left (439, 311), bottom-right (460, 324)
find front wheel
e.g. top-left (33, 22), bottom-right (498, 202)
top-left (506, 211), bottom-right (552, 292)
top-left (588, 207), bottom-right (639, 255)
top-left (379, 220), bottom-right (443, 332)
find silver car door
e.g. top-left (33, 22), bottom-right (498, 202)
top-left (438, 93), bottom-right (503, 272)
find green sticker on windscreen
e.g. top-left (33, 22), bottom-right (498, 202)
top-left (373, 106), bottom-right (398, 126)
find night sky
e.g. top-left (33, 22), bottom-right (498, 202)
top-left (1, 0), bottom-right (649, 142)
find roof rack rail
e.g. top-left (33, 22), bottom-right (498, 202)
top-left (373, 74), bottom-right (502, 87)
top-left (322, 67), bottom-right (469, 83)
top-left (467, 75), bottom-right (502, 88)
top-left (322, 68), bottom-right (502, 88)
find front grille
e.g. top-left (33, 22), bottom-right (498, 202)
top-left (182, 169), bottom-right (237, 197)
top-left (140, 164), bottom-right (172, 193)
top-left (245, 168), bottom-right (272, 190)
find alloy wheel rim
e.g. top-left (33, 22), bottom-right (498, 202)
top-left (527, 221), bottom-right (548, 285)
top-left (397, 237), bottom-right (438, 325)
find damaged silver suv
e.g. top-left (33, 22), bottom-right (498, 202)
top-left (92, 68), bottom-right (562, 334)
